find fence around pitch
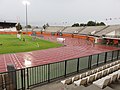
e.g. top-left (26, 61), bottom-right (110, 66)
top-left (0, 50), bottom-right (120, 90)
top-left (26, 49), bottom-right (120, 89)
top-left (0, 69), bottom-right (25, 90)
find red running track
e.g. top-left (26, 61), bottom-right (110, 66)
top-left (0, 36), bottom-right (120, 72)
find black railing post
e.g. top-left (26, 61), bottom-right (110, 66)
top-left (117, 50), bottom-right (119, 60)
top-left (24, 69), bottom-right (26, 90)
top-left (111, 51), bottom-right (114, 61)
top-left (114, 51), bottom-right (117, 60)
top-left (88, 57), bottom-right (89, 69)
top-left (21, 69), bottom-right (24, 90)
top-left (119, 50), bottom-right (120, 59)
top-left (91, 55), bottom-right (92, 69)
top-left (104, 52), bottom-right (107, 63)
top-left (48, 64), bottom-right (50, 82)
top-left (64, 60), bottom-right (67, 77)
top-left (97, 54), bottom-right (99, 66)
top-left (14, 70), bottom-right (17, 90)
top-left (88, 55), bottom-right (92, 69)
top-left (77, 58), bottom-right (79, 73)
top-left (27, 68), bottom-right (29, 89)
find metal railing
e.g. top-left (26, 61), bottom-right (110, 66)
top-left (0, 50), bottom-right (120, 90)
top-left (26, 49), bottom-right (120, 89)
top-left (0, 69), bottom-right (25, 90)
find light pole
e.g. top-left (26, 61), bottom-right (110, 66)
top-left (22, 0), bottom-right (30, 34)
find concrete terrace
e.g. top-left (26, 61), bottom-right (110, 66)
top-left (32, 62), bottom-right (120, 90)
top-left (32, 80), bottom-right (120, 90)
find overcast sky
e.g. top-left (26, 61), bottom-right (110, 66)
top-left (0, 0), bottom-right (120, 26)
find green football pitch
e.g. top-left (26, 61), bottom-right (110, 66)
top-left (0, 34), bottom-right (62, 54)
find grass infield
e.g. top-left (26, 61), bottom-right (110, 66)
top-left (0, 34), bottom-right (62, 54)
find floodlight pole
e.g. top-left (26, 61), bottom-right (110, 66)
top-left (23, 0), bottom-right (30, 34)
top-left (25, 3), bottom-right (28, 34)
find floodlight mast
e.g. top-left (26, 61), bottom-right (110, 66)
top-left (22, 0), bottom-right (30, 34)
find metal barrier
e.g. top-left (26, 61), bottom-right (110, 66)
top-left (0, 50), bottom-right (120, 90)
top-left (0, 69), bottom-right (25, 90)
top-left (26, 49), bottom-right (120, 89)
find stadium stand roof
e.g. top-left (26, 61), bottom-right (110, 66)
top-left (0, 21), bottom-right (16, 28)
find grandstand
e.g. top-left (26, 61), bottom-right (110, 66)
top-left (43, 25), bottom-right (120, 37)
top-left (0, 27), bottom-right (16, 31)
top-left (79, 26), bottom-right (106, 35)
top-left (62, 27), bottom-right (84, 34)
top-left (0, 22), bottom-right (16, 28)
top-left (95, 25), bottom-right (120, 36)
top-left (44, 26), bottom-right (64, 32)
top-left (106, 29), bottom-right (120, 37)
top-left (22, 27), bottom-right (42, 31)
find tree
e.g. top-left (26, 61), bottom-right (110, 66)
top-left (43, 24), bottom-right (46, 29)
top-left (87, 21), bottom-right (96, 26)
top-left (25, 25), bottom-right (31, 28)
top-left (71, 21), bottom-right (106, 27)
top-left (15, 23), bottom-right (22, 32)
top-left (35, 26), bottom-right (39, 28)
top-left (15, 23), bottom-right (22, 39)
top-left (42, 23), bottom-right (49, 29)
top-left (80, 23), bottom-right (87, 27)
top-left (46, 23), bottom-right (50, 27)
top-left (72, 23), bottom-right (79, 27)
top-left (99, 22), bottom-right (106, 26)
top-left (96, 22), bottom-right (100, 26)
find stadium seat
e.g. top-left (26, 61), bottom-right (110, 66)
top-left (86, 71), bottom-right (92, 76)
top-left (74, 78), bottom-right (88, 86)
top-left (80, 73), bottom-right (86, 79)
top-left (107, 67), bottom-right (114, 74)
top-left (118, 64), bottom-right (120, 69)
top-left (102, 65), bottom-right (107, 70)
top-left (118, 60), bottom-right (120, 63)
top-left (110, 73), bottom-right (118, 83)
top-left (87, 74), bottom-right (95, 83)
top-left (117, 64), bottom-right (120, 69)
top-left (113, 70), bottom-right (120, 79)
top-left (93, 76), bottom-right (111, 89)
top-left (95, 72), bottom-right (102, 80)
top-left (112, 62), bottom-right (116, 66)
top-left (97, 67), bottom-right (103, 72)
top-left (61, 78), bottom-right (72, 85)
top-left (115, 61), bottom-right (119, 64)
top-left (102, 70), bottom-right (108, 76)
top-left (113, 65), bottom-right (119, 71)
top-left (106, 64), bottom-right (110, 68)
top-left (72, 75), bottom-right (80, 82)
top-left (110, 63), bottom-right (114, 66)
top-left (92, 69), bottom-right (97, 74)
